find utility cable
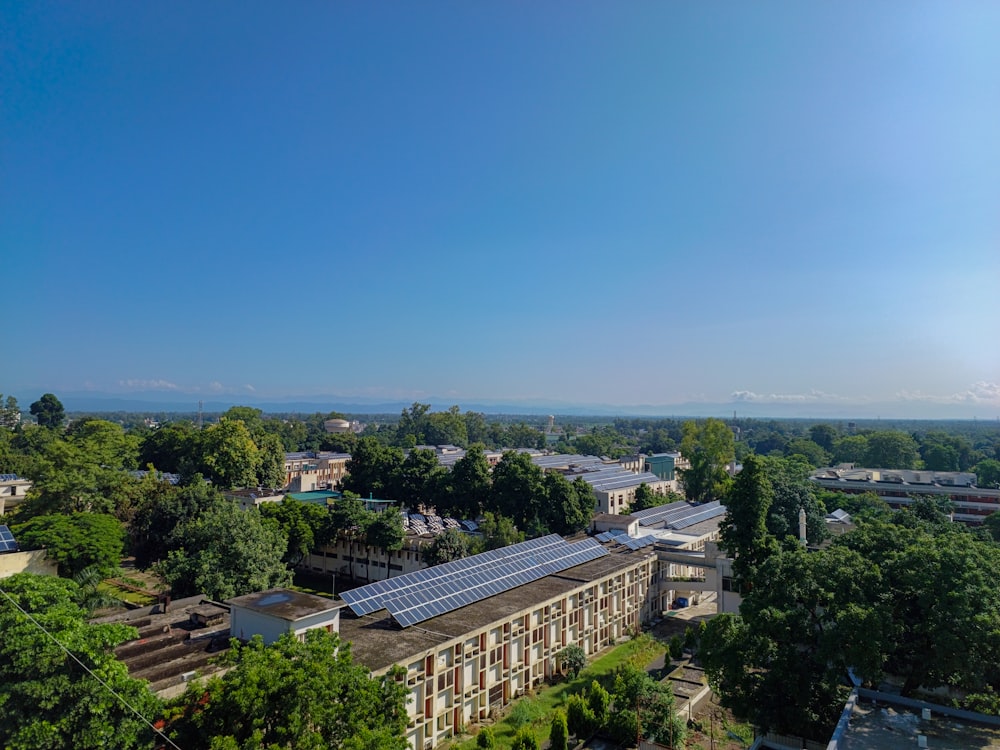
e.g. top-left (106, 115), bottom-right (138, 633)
top-left (0, 585), bottom-right (185, 750)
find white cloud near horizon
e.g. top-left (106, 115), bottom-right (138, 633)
top-left (118, 379), bottom-right (179, 391)
top-left (730, 389), bottom-right (851, 403)
top-left (896, 382), bottom-right (1000, 405)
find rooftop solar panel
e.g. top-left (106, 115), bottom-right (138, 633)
top-left (0, 525), bottom-right (18, 553)
top-left (0, 474), bottom-right (20, 482)
top-left (341, 535), bottom-right (608, 627)
top-left (385, 539), bottom-right (608, 627)
top-left (668, 503), bottom-right (726, 530)
top-left (340, 534), bottom-right (566, 615)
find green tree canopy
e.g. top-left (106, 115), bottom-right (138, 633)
top-left (259, 496), bottom-right (334, 566)
top-left (541, 473), bottom-right (593, 535)
top-left (474, 512), bottom-right (523, 552)
top-left (343, 437), bottom-right (405, 499)
top-left (863, 430), bottom-right (920, 469)
top-left (129, 478), bottom-right (227, 568)
top-left (156, 501), bottom-right (291, 599)
top-left (489, 450), bottom-right (545, 529)
top-left (630, 482), bottom-right (658, 513)
top-left (720, 453), bottom-right (777, 583)
top-left (0, 573), bottom-right (162, 750)
top-left (167, 630), bottom-right (408, 750)
top-left (29, 393), bottom-right (65, 429)
top-left (422, 527), bottom-right (470, 566)
top-left (556, 644), bottom-right (587, 678)
top-left (975, 459), bottom-right (1000, 489)
top-left (442, 443), bottom-right (492, 518)
top-left (679, 418), bottom-right (734, 502)
top-left (14, 512), bottom-right (125, 577)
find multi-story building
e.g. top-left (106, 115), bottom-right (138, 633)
top-left (339, 544), bottom-right (658, 750)
top-left (284, 451), bottom-right (351, 491)
top-left (809, 466), bottom-right (1000, 523)
top-left (0, 474), bottom-right (31, 516)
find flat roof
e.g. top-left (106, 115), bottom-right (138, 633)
top-left (227, 588), bottom-right (342, 621)
top-left (339, 549), bottom-right (654, 673)
top-left (839, 697), bottom-right (1000, 750)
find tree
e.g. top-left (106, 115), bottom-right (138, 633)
top-left (255, 431), bottom-right (287, 489)
top-left (29, 393), bottom-right (65, 428)
top-left (758, 455), bottom-right (829, 544)
top-left (984, 511), bottom-right (1000, 543)
top-left (784, 437), bottom-right (830, 467)
top-left (343, 437), bottom-right (404, 499)
top-left (719, 453), bottom-right (776, 584)
top-left (475, 511), bottom-right (523, 551)
top-left (511, 726), bottom-right (539, 750)
top-left (422, 527), bottom-right (470, 566)
top-left (565, 693), bottom-right (596, 738)
top-left (396, 448), bottom-right (445, 508)
top-left (259, 496), bottom-right (333, 566)
top-left (15, 512), bottom-right (125, 577)
top-left (490, 450), bottom-right (545, 529)
top-left (477, 726), bottom-right (496, 750)
top-left (832, 434), bottom-right (868, 465)
top-left (424, 405), bottom-right (469, 447)
top-left (0, 393), bottom-right (20, 428)
top-left (863, 430), bottom-right (920, 469)
top-left (129, 478), bottom-right (227, 568)
top-left (443, 443), bottom-right (492, 518)
top-left (138, 420), bottom-right (198, 475)
top-left (156, 501), bottom-right (291, 599)
top-left (18, 423), bottom-right (143, 518)
top-left (700, 545), bottom-right (884, 738)
top-left (975, 459), bottom-right (1000, 489)
top-left (607, 664), bottom-right (684, 746)
top-left (556, 644), bottom-right (586, 677)
top-left (366, 510), bottom-right (405, 551)
top-left (550, 711), bottom-right (569, 750)
top-left (0, 573), bottom-right (162, 749)
top-left (197, 418), bottom-right (262, 489)
top-left (808, 424), bottom-right (837, 452)
top-left (329, 495), bottom-right (374, 540)
top-left (679, 419), bottom-right (734, 502)
top-left (168, 629), bottom-right (408, 750)
top-left (630, 482), bottom-right (658, 512)
top-left (541, 473), bottom-right (593, 535)
top-left (587, 679), bottom-right (610, 726)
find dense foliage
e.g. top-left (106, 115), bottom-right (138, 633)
top-left (166, 630), bottom-right (409, 750)
top-left (702, 486), bottom-right (1000, 739)
top-left (0, 574), bottom-right (162, 750)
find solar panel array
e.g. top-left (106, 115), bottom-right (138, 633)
top-left (620, 536), bottom-right (658, 550)
top-left (0, 525), bottom-right (18, 553)
top-left (340, 534), bottom-right (608, 627)
top-left (0, 474), bottom-right (20, 482)
top-left (668, 501), bottom-right (726, 530)
top-left (632, 500), bottom-right (692, 527)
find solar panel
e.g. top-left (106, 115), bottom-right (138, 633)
top-left (0, 525), bottom-right (18, 553)
top-left (668, 503), bottom-right (726, 530)
top-left (0, 474), bottom-right (20, 482)
top-left (386, 538), bottom-right (608, 627)
top-left (340, 534), bottom-right (566, 615)
top-left (341, 535), bottom-right (608, 627)
top-left (632, 500), bottom-right (692, 527)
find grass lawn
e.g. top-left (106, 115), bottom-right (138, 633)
top-left (445, 634), bottom-right (665, 750)
top-left (97, 580), bottom-right (157, 606)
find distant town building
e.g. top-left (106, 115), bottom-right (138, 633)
top-left (809, 465), bottom-right (1000, 524)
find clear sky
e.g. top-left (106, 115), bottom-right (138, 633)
top-left (3, 2), bottom-right (999, 417)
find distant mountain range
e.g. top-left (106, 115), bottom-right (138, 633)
top-left (13, 390), bottom-right (999, 422)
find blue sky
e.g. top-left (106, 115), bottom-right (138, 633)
top-left (3, 2), bottom-right (999, 417)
